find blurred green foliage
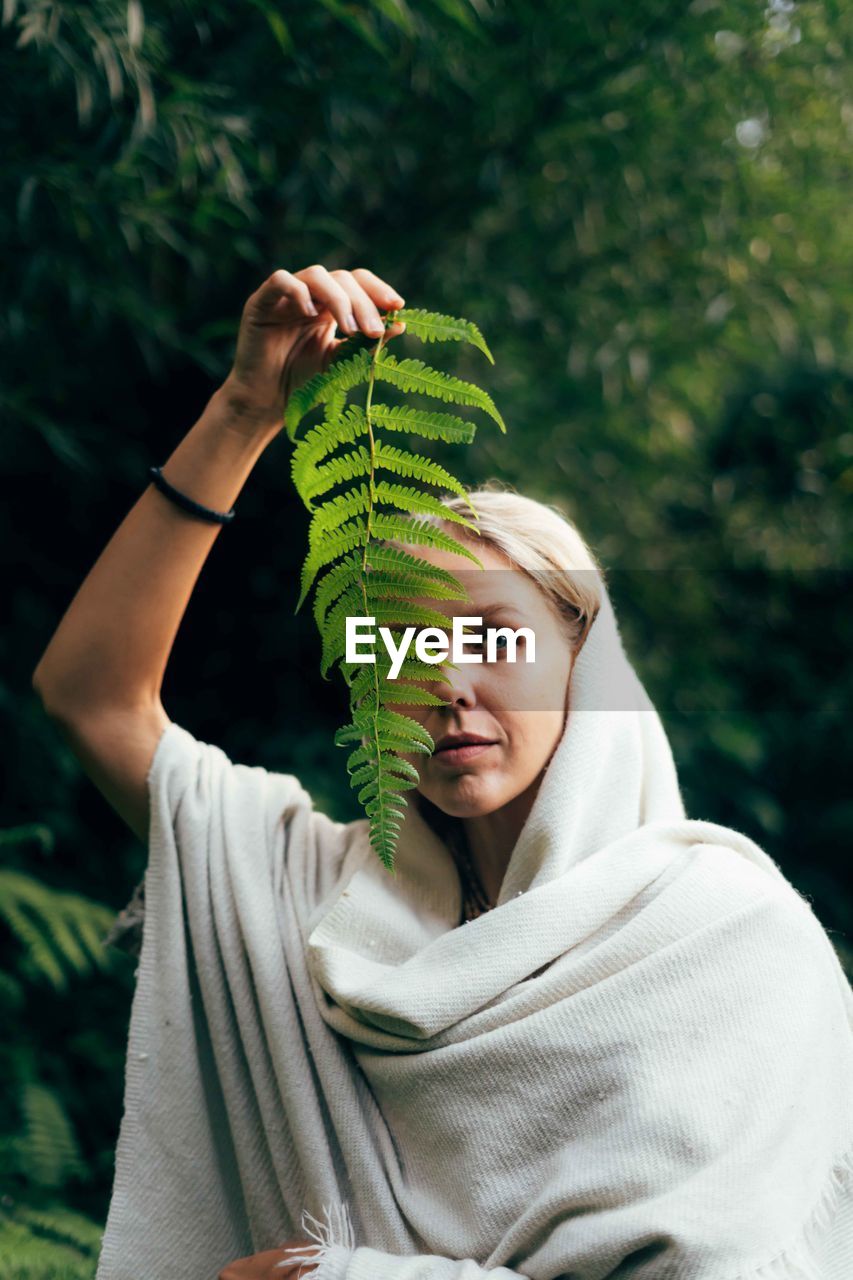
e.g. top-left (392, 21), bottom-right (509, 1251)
top-left (2, 0), bottom-right (851, 1273)
top-left (0, 829), bottom-right (120, 1272)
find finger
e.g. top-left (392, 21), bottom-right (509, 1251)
top-left (331, 270), bottom-right (387, 338)
top-left (295, 264), bottom-right (361, 335)
top-left (250, 269), bottom-right (318, 319)
top-left (350, 267), bottom-right (406, 312)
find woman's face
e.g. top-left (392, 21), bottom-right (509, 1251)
top-left (382, 535), bottom-right (575, 821)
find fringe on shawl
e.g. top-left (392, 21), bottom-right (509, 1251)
top-left (275, 1152), bottom-right (853, 1280)
top-left (729, 1145), bottom-right (853, 1280)
top-left (270, 1157), bottom-right (850, 1274)
top-left (275, 1200), bottom-right (356, 1280)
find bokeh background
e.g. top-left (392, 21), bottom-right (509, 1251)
top-left (2, 0), bottom-right (851, 1273)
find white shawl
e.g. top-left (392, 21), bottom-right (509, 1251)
top-left (96, 576), bottom-right (853, 1280)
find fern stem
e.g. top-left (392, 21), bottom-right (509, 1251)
top-left (358, 315), bottom-right (398, 870)
top-left (360, 331), bottom-right (385, 564)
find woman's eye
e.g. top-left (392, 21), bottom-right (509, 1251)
top-left (460, 629), bottom-right (520, 656)
top-left (494, 633), bottom-right (526, 657)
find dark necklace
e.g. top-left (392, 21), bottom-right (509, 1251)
top-left (452, 833), bottom-right (495, 924)
top-left (413, 795), bottom-right (495, 924)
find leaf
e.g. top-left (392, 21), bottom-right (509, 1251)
top-left (312, 551), bottom-right (365, 632)
top-left (373, 479), bottom-right (479, 531)
top-left (308, 483), bottom-right (372, 547)
top-left (369, 403), bottom-right (478, 446)
top-left (371, 0), bottom-right (417, 37)
top-left (369, 513), bottom-right (484, 563)
top-left (375, 351), bottom-right (506, 432)
top-left (374, 440), bottom-right (478, 511)
top-left (14, 1082), bottom-right (84, 1190)
top-left (287, 304), bottom-right (505, 870)
top-left (315, 0), bottom-right (390, 56)
top-left (295, 518), bottom-right (369, 614)
top-left (365, 542), bottom-right (471, 589)
top-left (396, 307), bottom-right (494, 363)
top-left (292, 399), bottom-right (364, 509)
top-left (246, 0), bottom-right (294, 54)
top-left (285, 349), bottom-right (373, 440)
top-left (0, 868), bottom-right (114, 991)
top-left (320, 598), bottom-right (459, 678)
top-left (303, 444), bottom-right (373, 504)
top-left (344, 655), bottom-right (454, 704)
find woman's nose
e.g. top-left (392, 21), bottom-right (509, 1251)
top-left (431, 662), bottom-right (478, 708)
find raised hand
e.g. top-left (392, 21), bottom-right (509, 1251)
top-left (220, 265), bottom-right (407, 436)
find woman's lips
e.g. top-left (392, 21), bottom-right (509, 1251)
top-left (433, 742), bottom-right (496, 765)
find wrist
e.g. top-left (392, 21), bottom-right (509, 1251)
top-left (212, 375), bottom-right (285, 442)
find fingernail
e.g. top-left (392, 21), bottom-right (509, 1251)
top-left (345, 312), bottom-right (359, 333)
top-left (305, 300), bottom-right (319, 316)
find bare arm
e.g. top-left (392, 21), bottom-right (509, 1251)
top-left (31, 265), bottom-right (406, 843)
top-left (33, 391), bottom-right (276, 718)
top-left (30, 394), bottom-right (276, 842)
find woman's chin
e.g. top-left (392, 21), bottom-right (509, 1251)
top-left (422, 778), bottom-right (506, 819)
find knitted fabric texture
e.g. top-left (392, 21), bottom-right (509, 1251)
top-left (96, 575), bottom-right (853, 1280)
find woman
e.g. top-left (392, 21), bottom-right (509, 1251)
top-left (32, 266), bottom-right (853, 1279)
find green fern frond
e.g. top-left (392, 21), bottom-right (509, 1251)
top-left (334, 712), bottom-right (433, 755)
top-left (372, 681), bottom-right (449, 708)
top-left (343, 655), bottom-right (455, 702)
top-left (0, 1199), bottom-right (103, 1273)
top-left (312, 552), bottom-right (365, 631)
top-left (0, 869), bottom-right (114, 991)
top-left (322, 589), bottom-right (457, 643)
top-left (373, 480), bottom-right (478, 531)
top-left (367, 800), bottom-right (408, 868)
top-left (296, 518), bottom-right (368, 614)
top-left (312, 549), bottom-right (468, 635)
top-left (292, 402), bottom-right (366, 508)
top-left (307, 483), bottom-right (371, 547)
top-left (12, 1201), bottom-right (103, 1255)
top-left (370, 403), bottom-right (477, 445)
top-left (287, 302), bottom-right (505, 870)
top-left (373, 441), bottom-right (478, 510)
top-left (374, 351), bottom-right (506, 432)
top-left (365, 542), bottom-right (473, 589)
top-left (284, 348), bottom-right (373, 440)
top-left (368, 513), bottom-right (483, 562)
top-left (353, 706), bottom-right (435, 749)
top-left (396, 307), bottom-right (494, 363)
top-left (13, 1082), bottom-right (84, 1191)
top-left (347, 755), bottom-right (421, 789)
top-left (375, 655), bottom-right (459, 684)
top-left (320, 599), bottom-right (460, 678)
top-left (302, 443), bottom-right (373, 504)
top-left (359, 572), bottom-right (467, 604)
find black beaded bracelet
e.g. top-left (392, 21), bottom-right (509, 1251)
top-left (148, 466), bottom-right (236, 525)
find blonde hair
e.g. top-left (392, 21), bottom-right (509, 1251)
top-left (382, 478), bottom-right (603, 657)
